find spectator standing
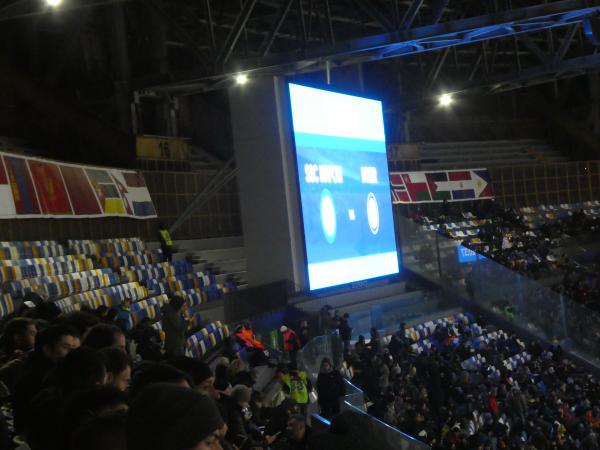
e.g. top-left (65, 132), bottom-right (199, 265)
top-left (115, 297), bottom-right (132, 333)
top-left (158, 223), bottom-right (174, 262)
top-left (161, 296), bottom-right (188, 358)
top-left (319, 305), bottom-right (333, 333)
top-left (234, 322), bottom-right (268, 367)
top-left (280, 325), bottom-right (301, 363)
top-left (280, 362), bottom-right (311, 415)
top-left (338, 314), bottom-right (352, 354)
top-left (316, 358), bottom-right (345, 419)
top-left (298, 320), bottom-right (310, 348)
top-left (368, 327), bottom-right (381, 354)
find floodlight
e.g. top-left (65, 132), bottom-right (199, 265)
top-left (438, 93), bottom-right (454, 107)
top-left (235, 73), bottom-right (248, 85)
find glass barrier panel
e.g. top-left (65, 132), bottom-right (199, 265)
top-left (300, 334), bottom-right (430, 449)
top-left (342, 379), bottom-right (366, 412)
top-left (395, 214), bottom-right (600, 368)
top-left (299, 333), bottom-right (344, 381)
top-left (340, 401), bottom-right (431, 450)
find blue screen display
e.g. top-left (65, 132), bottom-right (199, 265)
top-left (288, 83), bottom-right (400, 291)
top-left (457, 244), bottom-right (487, 263)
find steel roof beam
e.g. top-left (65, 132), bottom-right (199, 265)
top-left (258, 0), bottom-right (295, 55)
top-left (216, 0), bottom-right (258, 67)
top-left (235, 0), bottom-right (600, 72)
top-left (400, 0), bottom-right (424, 30)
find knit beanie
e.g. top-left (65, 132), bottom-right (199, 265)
top-left (127, 383), bottom-right (224, 450)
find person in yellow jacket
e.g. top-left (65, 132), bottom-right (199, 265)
top-left (279, 362), bottom-right (311, 415)
top-left (158, 223), bottom-right (173, 261)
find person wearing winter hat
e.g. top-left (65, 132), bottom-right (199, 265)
top-left (127, 383), bottom-right (225, 450)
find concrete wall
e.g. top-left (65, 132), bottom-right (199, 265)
top-left (229, 76), bottom-right (306, 289)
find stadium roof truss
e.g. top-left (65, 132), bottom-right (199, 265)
top-left (143, 0), bottom-right (600, 99)
top-left (2, 0), bottom-right (600, 100)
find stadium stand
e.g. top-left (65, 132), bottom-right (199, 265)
top-left (0, 238), bottom-right (238, 323)
top-left (408, 199), bottom-right (600, 309)
top-left (418, 139), bottom-right (569, 170)
top-left (319, 307), bottom-right (600, 450)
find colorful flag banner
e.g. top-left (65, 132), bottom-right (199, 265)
top-left (0, 151), bottom-right (156, 219)
top-left (29, 161), bottom-right (72, 215)
top-left (0, 158), bottom-right (16, 216)
top-left (4, 156), bottom-right (40, 215)
top-left (390, 168), bottom-right (494, 204)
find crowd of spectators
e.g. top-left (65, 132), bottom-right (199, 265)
top-left (0, 293), bottom-right (318, 450)
top-left (346, 318), bottom-right (600, 450)
top-left (409, 200), bottom-right (600, 310)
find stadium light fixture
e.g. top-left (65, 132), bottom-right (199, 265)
top-left (234, 73), bottom-right (248, 85)
top-left (438, 93), bottom-right (454, 107)
top-left (45, 0), bottom-right (63, 6)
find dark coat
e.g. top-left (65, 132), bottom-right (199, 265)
top-left (161, 304), bottom-right (187, 357)
top-left (12, 352), bottom-right (54, 434)
top-left (317, 370), bottom-right (345, 417)
top-left (221, 396), bottom-right (248, 448)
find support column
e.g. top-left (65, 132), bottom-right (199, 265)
top-left (229, 77), bottom-right (306, 289)
top-left (107, 3), bottom-right (132, 133)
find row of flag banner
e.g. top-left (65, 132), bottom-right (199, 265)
top-left (390, 169), bottom-right (494, 204)
top-left (0, 151), bottom-right (156, 219)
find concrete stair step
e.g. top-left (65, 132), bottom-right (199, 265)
top-left (191, 247), bottom-right (245, 262)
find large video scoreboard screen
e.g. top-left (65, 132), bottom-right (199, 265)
top-left (288, 83), bottom-right (400, 291)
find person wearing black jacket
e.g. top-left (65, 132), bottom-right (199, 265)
top-left (338, 315), bottom-right (352, 355)
top-left (316, 358), bottom-right (345, 419)
top-left (161, 296), bottom-right (188, 358)
top-left (222, 384), bottom-right (253, 448)
top-left (12, 325), bottom-right (79, 435)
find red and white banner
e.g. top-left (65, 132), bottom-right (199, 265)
top-left (0, 151), bottom-right (156, 219)
top-left (390, 168), bottom-right (494, 204)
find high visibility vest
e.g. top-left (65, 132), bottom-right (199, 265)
top-left (159, 229), bottom-right (173, 246)
top-left (281, 372), bottom-right (309, 404)
top-left (235, 326), bottom-right (265, 350)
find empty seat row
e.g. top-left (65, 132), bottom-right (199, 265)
top-left (148, 278), bottom-right (234, 303)
top-left (55, 282), bottom-right (148, 313)
top-left (120, 261), bottom-right (193, 283)
top-left (9, 268), bottom-right (119, 298)
top-left (146, 272), bottom-right (215, 294)
top-left (0, 240), bottom-right (59, 248)
top-left (0, 244), bottom-right (66, 260)
top-left (0, 255), bottom-right (84, 267)
top-left (185, 321), bottom-right (230, 359)
top-left (95, 250), bottom-right (163, 271)
top-left (0, 294), bottom-right (15, 318)
top-left (0, 258), bottom-right (94, 283)
top-left (69, 238), bottom-right (145, 256)
top-left (129, 295), bottom-right (170, 329)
